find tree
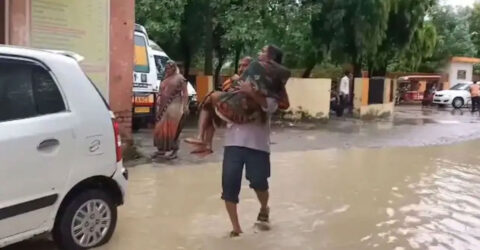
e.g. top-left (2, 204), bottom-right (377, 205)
top-left (388, 22), bottom-right (437, 72)
top-left (209, 0), bottom-right (266, 86)
top-left (135, 0), bottom-right (186, 54)
top-left (469, 3), bottom-right (480, 57)
top-left (248, 0), bottom-right (323, 77)
top-left (321, 0), bottom-right (392, 77)
top-left (367, 0), bottom-right (435, 76)
top-left (419, 5), bottom-right (477, 72)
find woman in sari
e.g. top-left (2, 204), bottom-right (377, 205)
top-left (153, 61), bottom-right (189, 160)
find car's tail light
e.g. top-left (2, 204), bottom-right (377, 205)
top-left (111, 112), bottom-right (122, 162)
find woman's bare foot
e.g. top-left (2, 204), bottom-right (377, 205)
top-left (184, 137), bottom-right (206, 145)
top-left (191, 146), bottom-right (213, 157)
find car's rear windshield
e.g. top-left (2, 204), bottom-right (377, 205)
top-left (450, 83), bottom-right (469, 90)
top-left (154, 55), bottom-right (169, 81)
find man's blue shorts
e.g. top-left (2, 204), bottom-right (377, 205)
top-left (221, 146), bottom-right (271, 204)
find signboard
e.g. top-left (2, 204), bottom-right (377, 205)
top-left (30, 0), bottom-right (110, 99)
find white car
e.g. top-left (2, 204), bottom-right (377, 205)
top-left (433, 82), bottom-right (473, 109)
top-left (0, 46), bottom-right (127, 249)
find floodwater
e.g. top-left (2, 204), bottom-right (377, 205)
top-left (9, 140), bottom-right (480, 250)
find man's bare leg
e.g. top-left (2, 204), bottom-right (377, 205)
top-left (225, 201), bottom-right (243, 235)
top-left (255, 190), bottom-right (270, 229)
top-left (255, 190), bottom-right (269, 212)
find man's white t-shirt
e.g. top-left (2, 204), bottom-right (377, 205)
top-left (339, 76), bottom-right (350, 96)
top-left (224, 98), bottom-right (278, 153)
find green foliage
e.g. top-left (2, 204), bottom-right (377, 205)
top-left (469, 3), bottom-right (480, 58)
top-left (418, 5), bottom-right (477, 72)
top-left (367, 0), bottom-right (435, 75)
top-left (388, 22), bottom-right (437, 72)
top-left (135, 0), bottom-right (480, 77)
top-left (135, 0), bottom-right (186, 53)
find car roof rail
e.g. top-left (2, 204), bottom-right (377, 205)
top-left (135, 24), bottom-right (147, 35)
top-left (45, 50), bottom-right (85, 62)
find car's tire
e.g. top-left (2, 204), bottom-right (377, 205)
top-left (53, 189), bottom-right (117, 250)
top-left (452, 97), bottom-right (464, 109)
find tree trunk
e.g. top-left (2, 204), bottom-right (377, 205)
top-left (203, 2), bottom-right (213, 75)
top-left (352, 49), bottom-right (362, 78)
top-left (234, 45), bottom-right (242, 74)
top-left (302, 62), bottom-right (316, 78)
top-left (184, 54), bottom-right (191, 78)
top-left (181, 38), bottom-right (191, 77)
top-left (370, 58), bottom-right (388, 77)
top-left (371, 67), bottom-right (387, 77)
top-left (214, 57), bottom-right (224, 89)
top-left (353, 62), bottom-right (362, 78)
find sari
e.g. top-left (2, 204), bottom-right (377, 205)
top-left (153, 73), bottom-right (188, 153)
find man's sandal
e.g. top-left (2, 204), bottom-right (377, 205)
top-left (229, 231), bottom-right (241, 238)
top-left (257, 208), bottom-right (270, 223)
top-left (255, 208), bottom-right (271, 231)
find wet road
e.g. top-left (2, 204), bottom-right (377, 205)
top-left (128, 106), bottom-right (480, 166)
top-left (9, 139), bottom-right (480, 249)
top-left (8, 107), bottom-right (480, 249)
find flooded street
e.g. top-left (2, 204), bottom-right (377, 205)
top-left (10, 138), bottom-right (480, 249)
top-left (8, 107), bottom-right (480, 249)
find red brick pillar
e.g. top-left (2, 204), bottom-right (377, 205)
top-left (109, 0), bottom-right (134, 147)
top-left (6, 0), bottom-right (30, 46)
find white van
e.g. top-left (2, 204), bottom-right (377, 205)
top-left (0, 46), bottom-right (127, 249)
top-left (132, 24), bottom-right (158, 130)
top-left (150, 45), bottom-right (198, 112)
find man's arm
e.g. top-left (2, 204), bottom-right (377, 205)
top-left (263, 97), bottom-right (279, 114)
top-left (340, 77), bottom-right (347, 95)
top-left (238, 81), bottom-right (268, 109)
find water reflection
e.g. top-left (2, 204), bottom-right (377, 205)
top-left (368, 157), bottom-right (480, 249)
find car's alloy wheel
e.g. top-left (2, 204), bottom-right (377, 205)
top-left (71, 199), bottom-right (112, 248)
top-left (53, 189), bottom-right (117, 250)
top-left (452, 97), bottom-right (464, 109)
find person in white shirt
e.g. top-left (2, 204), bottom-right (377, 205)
top-left (338, 71), bottom-right (352, 116)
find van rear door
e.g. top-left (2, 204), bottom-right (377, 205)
top-left (133, 33), bottom-right (156, 92)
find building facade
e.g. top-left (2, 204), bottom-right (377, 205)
top-left (0, 0), bottom-right (134, 146)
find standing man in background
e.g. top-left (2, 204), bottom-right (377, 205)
top-left (338, 71), bottom-right (352, 117)
top-left (470, 82), bottom-right (480, 113)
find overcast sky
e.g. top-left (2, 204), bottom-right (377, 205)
top-left (442, 0), bottom-right (476, 7)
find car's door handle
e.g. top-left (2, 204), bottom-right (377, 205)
top-left (37, 139), bottom-right (60, 151)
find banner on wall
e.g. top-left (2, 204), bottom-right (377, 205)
top-left (30, 0), bottom-right (110, 99)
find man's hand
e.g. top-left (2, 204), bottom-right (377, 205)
top-left (238, 81), bottom-right (267, 109)
top-left (238, 81), bottom-right (254, 94)
top-left (231, 74), bottom-right (240, 81)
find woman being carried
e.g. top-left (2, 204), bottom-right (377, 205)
top-left (153, 61), bottom-right (189, 160)
top-left (185, 45), bottom-right (290, 155)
